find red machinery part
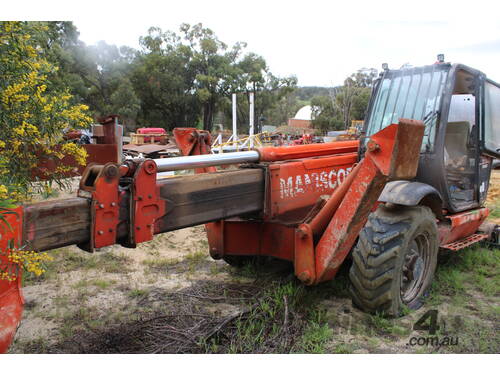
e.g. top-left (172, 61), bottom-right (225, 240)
top-left (136, 127), bottom-right (167, 143)
top-left (0, 207), bottom-right (24, 354)
top-left (129, 160), bottom-right (167, 245)
top-left (33, 115), bottom-right (120, 180)
top-left (266, 153), bottom-right (358, 220)
top-left (438, 207), bottom-right (490, 249)
top-left (258, 140), bottom-right (359, 162)
top-left (77, 163), bottom-right (121, 252)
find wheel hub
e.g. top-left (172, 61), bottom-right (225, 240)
top-left (401, 235), bottom-right (430, 304)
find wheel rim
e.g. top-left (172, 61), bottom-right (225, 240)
top-left (400, 232), bottom-right (431, 304)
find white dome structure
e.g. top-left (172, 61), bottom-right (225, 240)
top-left (294, 105), bottom-right (314, 120)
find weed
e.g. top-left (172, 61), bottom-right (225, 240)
top-left (185, 250), bottom-right (208, 272)
top-left (93, 279), bottom-right (115, 289)
top-left (297, 321), bottom-right (333, 353)
top-left (142, 257), bottom-right (179, 273)
top-left (431, 246), bottom-right (499, 301)
top-left (448, 316), bottom-right (499, 353)
top-left (53, 295), bottom-right (70, 310)
top-left (128, 289), bottom-right (148, 298)
top-left (473, 273), bottom-right (499, 296)
top-left (366, 337), bottom-right (381, 350)
top-left (98, 252), bottom-right (131, 273)
top-left (488, 202), bottom-right (500, 219)
top-left (479, 305), bottom-right (500, 321)
top-left (15, 337), bottom-right (49, 353)
top-left (390, 325), bottom-right (410, 336)
top-left (333, 343), bottom-right (355, 354)
top-left (209, 263), bottom-right (223, 275)
top-left (400, 304), bottom-right (412, 316)
top-left (433, 268), bottom-right (467, 296)
top-left (369, 312), bottom-right (393, 334)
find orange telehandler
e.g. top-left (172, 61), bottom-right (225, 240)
top-left (1, 58), bottom-right (499, 352)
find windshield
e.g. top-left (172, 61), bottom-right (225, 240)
top-left (365, 64), bottom-right (450, 152)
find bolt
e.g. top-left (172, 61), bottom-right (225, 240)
top-left (99, 204), bottom-right (105, 209)
top-left (136, 226), bottom-right (141, 230)
top-left (104, 165), bottom-right (119, 178)
top-left (109, 228), bottom-right (113, 233)
top-left (367, 140), bottom-right (380, 152)
top-left (138, 196), bottom-right (143, 201)
top-left (111, 202), bottom-right (116, 207)
top-left (297, 227), bottom-right (308, 239)
top-left (97, 230), bottom-right (104, 235)
top-left (147, 224), bottom-right (152, 228)
top-left (148, 194), bottom-right (152, 199)
top-left (145, 161), bottom-right (156, 175)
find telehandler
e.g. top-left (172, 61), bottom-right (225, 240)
top-left (0, 57), bottom-right (499, 352)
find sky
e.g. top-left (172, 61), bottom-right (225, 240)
top-left (6, 0), bottom-right (500, 86)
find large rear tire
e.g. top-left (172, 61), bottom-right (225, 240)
top-left (349, 204), bottom-right (438, 316)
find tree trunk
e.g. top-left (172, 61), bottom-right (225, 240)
top-left (202, 99), bottom-right (215, 132)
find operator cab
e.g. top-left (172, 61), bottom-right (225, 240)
top-left (362, 58), bottom-right (500, 213)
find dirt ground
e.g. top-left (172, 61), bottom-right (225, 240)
top-left (8, 172), bottom-right (500, 354)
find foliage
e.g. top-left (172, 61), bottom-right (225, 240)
top-left (311, 95), bottom-right (343, 132)
top-left (0, 21), bottom-right (91, 201)
top-left (0, 245), bottom-right (53, 282)
top-left (0, 21), bottom-right (91, 280)
top-left (264, 92), bottom-right (304, 127)
top-left (131, 26), bottom-right (205, 130)
top-left (294, 86), bottom-right (332, 102)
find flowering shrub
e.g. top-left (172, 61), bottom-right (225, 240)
top-left (0, 21), bottom-right (92, 280)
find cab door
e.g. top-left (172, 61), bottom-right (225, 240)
top-left (478, 78), bottom-right (500, 204)
top-left (481, 79), bottom-right (500, 157)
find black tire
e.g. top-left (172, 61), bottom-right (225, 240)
top-left (349, 204), bottom-right (439, 316)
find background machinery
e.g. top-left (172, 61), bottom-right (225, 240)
top-left (0, 59), bottom-right (499, 352)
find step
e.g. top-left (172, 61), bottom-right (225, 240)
top-left (440, 233), bottom-right (489, 251)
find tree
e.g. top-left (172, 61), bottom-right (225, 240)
top-left (110, 78), bottom-right (141, 129)
top-left (0, 21), bottom-right (92, 281)
top-left (131, 27), bottom-right (201, 129)
top-left (38, 25), bottom-right (141, 124)
top-left (333, 68), bottom-right (377, 128)
top-left (311, 95), bottom-right (343, 133)
top-left (0, 21), bottom-right (92, 201)
top-left (132, 24), bottom-right (296, 132)
top-left (346, 67), bottom-right (377, 88)
top-left (265, 90), bottom-right (302, 127)
top-left (180, 23), bottom-right (239, 132)
top-left (350, 87), bottom-right (371, 122)
top-left (229, 53), bottom-right (297, 132)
